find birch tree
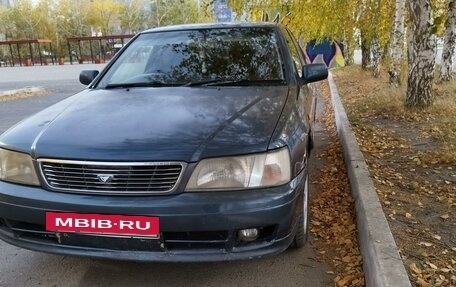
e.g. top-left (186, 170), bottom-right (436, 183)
top-left (0, 7), bottom-right (14, 40)
top-left (88, 0), bottom-right (122, 35)
top-left (228, 0), bottom-right (363, 65)
top-left (53, 0), bottom-right (91, 57)
top-left (361, 32), bottom-right (372, 69)
top-left (389, 0), bottom-right (406, 85)
top-left (406, 0), bottom-right (436, 107)
top-left (359, 0), bottom-right (373, 70)
top-left (440, 0), bottom-right (456, 81)
top-left (8, 0), bottom-right (40, 39)
top-left (369, 0), bottom-right (383, 77)
top-left (119, 0), bottom-right (150, 34)
top-left (151, 0), bottom-right (212, 27)
top-left (55, 0), bottom-right (91, 37)
top-left (357, 0), bottom-right (394, 76)
top-left (371, 35), bottom-right (382, 77)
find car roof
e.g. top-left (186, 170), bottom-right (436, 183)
top-left (142, 22), bottom-right (280, 34)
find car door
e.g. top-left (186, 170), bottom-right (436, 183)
top-left (282, 28), bottom-right (316, 146)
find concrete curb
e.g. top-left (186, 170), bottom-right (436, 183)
top-left (327, 73), bottom-right (411, 287)
top-left (0, 87), bottom-right (46, 102)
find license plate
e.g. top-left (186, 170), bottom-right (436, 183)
top-left (46, 212), bottom-right (159, 238)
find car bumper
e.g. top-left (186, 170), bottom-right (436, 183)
top-left (0, 169), bottom-right (306, 262)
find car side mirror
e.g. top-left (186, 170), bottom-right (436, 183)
top-left (301, 64), bottom-right (328, 84)
top-left (79, 70), bottom-right (99, 85)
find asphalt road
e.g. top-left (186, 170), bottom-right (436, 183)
top-left (0, 64), bottom-right (104, 131)
top-left (0, 65), bottom-right (332, 287)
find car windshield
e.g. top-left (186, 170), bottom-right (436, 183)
top-left (98, 27), bottom-right (285, 88)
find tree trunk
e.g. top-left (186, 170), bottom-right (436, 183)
top-left (361, 32), bottom-right (371, 69)
top-left (345, 48), bottom-right (354, 66)
top-left (406, 0), bottom-right (436, 108)
top-left (382, 39), bottom-right (391, 60)
top-left (370, 0), bottom-right (382, 77)
top-left (389, 0), bottom-right (406, 86)
top-left (343, 33), bottom-right (355, 66)
top-left (372, 36), bottom-right (381, 77)
top-left (440, 0), bottom-right (456, 82)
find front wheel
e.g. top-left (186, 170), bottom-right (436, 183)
top-left (292, 175), bottom-right (309, 248)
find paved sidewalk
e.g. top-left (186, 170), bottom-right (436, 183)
top-left (328, 73), bottom-right (411, 287)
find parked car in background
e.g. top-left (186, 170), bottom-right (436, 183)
top-left (0, 22), bottom-right (327, 261)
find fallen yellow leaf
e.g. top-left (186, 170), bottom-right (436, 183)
top-left (419, 242), bottom-right (433, 247)
top-left (410, 263), bottom-right (422, 274)
top-left (336, 275), bottom-right (354, 286)
top-left (416, 277), bottom-right (431, 287)
top-left (427, 262), bottom-right (438, 269)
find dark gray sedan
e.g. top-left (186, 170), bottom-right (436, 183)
top-left (0, 22), bottom-right (327, 261)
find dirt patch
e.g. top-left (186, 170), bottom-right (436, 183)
top-left (0, 87), bottom-right (47, 102)
top-left (333, 66), bottom-right (455, 287)
top-left (309, 82), bottom-right (364, 287)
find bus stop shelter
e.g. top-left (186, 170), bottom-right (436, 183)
top-left (0, 39), bottom-right (54, 67)
top-left (66, 35), bottom-right (134, 65)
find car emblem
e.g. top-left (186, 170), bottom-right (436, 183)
top-left (97, 174), bottom-right (114, 183)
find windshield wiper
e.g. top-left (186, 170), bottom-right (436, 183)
top-left (104, 81), bottom-right (175, 89)
top-left (184, 79), bottom-right (287, 87)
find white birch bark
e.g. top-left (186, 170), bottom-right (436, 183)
top-left (406, 0), bottom-right (436, 107)
top-left (389, 0), bottom-right (406, 85)
top-left (371, 0), bottom-right (382, 77)
top-left (372, 36), bottom-right (381, 77)
top-left (343, 33), bottom-right (355, 66)
top-left (440, 0), bottom-right (456, 81)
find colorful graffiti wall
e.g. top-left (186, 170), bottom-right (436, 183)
top-left (301, 39), bottom-right (345, 68)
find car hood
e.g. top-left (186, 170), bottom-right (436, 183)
top-left (0, 87), bottom-right (288, 162)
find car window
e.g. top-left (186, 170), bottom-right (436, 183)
top-left (283, 29), bottom-right (304, 77)
top-left (288, 31), bottom-right (308, 64)
top-left (99, 28), bottom-right (285, 87)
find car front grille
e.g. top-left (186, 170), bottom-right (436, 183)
top-left (38, 159), bottom-right (186, 194)
top-left (0, 218), bottom-right (277, 252)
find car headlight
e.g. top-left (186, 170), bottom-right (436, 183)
top-left (0, 148), bottom-right (40, 186)
top-left (186, 147), bottom-right (291, 191)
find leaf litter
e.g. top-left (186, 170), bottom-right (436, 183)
top-left (309, 82), bottom-right (364, 286)
top-left (333, 66), bottom-right (456, 287)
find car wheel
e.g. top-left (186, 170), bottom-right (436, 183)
top-left (292, 175), bottom-right (309, 248)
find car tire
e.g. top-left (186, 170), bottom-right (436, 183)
top-left (292, 175), bottom-right (309, 248)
